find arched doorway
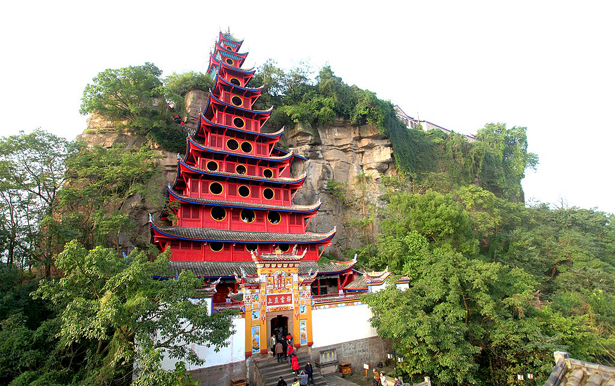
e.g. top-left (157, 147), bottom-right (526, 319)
top-left (267, 310), bottom-right (294, 347)
top-left (271, 315), bottom-right (289, 340)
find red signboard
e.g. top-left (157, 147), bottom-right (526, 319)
top-left (267, 293), bottom-right (292, 306)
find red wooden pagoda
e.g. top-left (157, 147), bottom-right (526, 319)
top-left (150, 30), bottom-right (360, 357)
top-left (149, 31), bottom-right (349, 280)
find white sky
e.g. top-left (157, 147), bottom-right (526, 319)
top-left (1, 0), bottom-right (614, 213)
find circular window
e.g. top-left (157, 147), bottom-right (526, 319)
top-left (230, 78), bottom-right (241, 86)
top-left (206, 160), bottom-right (218, 171)
top-left (233, 117), bottom-right (245, 129)
top-left (245, 243), bottom-right (258, 252)
top-left (241, 209), bottom-right (255, 223)
top-left (211, 207), bottom-right (226, 221)
top-left (225, 58), bottom-right (234, 65)
top-left (267, 211), bottom-right (281, 224)
top-left (238, 185), bottom-right (250, 198)
top-left (226, 138), bottom-right (239, 151)
top-left (210, 242), bottom-right (224, 252)
top-left (209, 182), bottom-right (223, 195)
top-left (236, 164), bottom-right (247, 175)
top-left (241, 141), bottom-right (253, 153)
top-left (263, 188), bottom-right (274, 200)
top-left (231, 96), bottom-right (243, 107)
top-left (278, 244), bottom-right (290, 252)
top-left (262, 168), bottom-right (273, 178)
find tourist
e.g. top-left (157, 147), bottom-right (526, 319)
top-left (287, 344), bottom-right (294, 364)
top-left (372, 368), bottom-right (380, 386)
top-left (291, 377), bottom-right (300, 386)
top-left (394, 376), bottom-right (403, 386)
top-left (304, 361), bottom-right (314, 385)
top-left (282, 338), bottom-right (288, 360)
top-left (380, 372), bottom-right (387, 386)
top-left (291, 353), bottom-right (300, 374)
top-left (277, 376), bottom-right (287, 386)
top-left (275, 341), bottom-right (284, 363)
top-left (298, 370), bottom-right (309, 386)
top-left (270, 334), bottom-right (276, 356)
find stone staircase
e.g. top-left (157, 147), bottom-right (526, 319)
top-left (255, 351), bottom-right (328, 386)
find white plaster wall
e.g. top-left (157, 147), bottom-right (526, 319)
top-left (312, 304), bottom-right (377, 348)
top-left (161, 316), bottom-right (245, 371)
top-left (396, 283), bottom-right (409, 291)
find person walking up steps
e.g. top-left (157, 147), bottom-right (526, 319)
top-left (304, 362), bottom-right (313, 385)
top-left (287, 343), bottom-right (294, 364)
top-left (291, 353), bottom-right (300, 374)
top-left (275, 341), bottom-right (284, 363)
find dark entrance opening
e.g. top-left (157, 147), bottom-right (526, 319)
top-left (271, 315), bottom-right (289, 340)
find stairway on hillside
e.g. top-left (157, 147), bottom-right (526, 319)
top-left (255, 351), bottom-right (328, 386)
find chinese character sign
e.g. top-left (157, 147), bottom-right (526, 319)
top-left (267, 293), bottom-right (292, 307)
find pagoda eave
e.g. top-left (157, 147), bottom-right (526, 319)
top-left (150, 222), bottom-right (336, 244)
top-left (208, 93), bottom-right (273, 117)
top-left (188, 136), bottom-right (293, 162)
top-left (213, 75), bottom-right (264, 96)
top-left (177, 158), bottom-right (307, 186)
top-left (161, 260), bottom-right (355, 280)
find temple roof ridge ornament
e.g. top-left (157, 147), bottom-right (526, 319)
top-left (249, 248), bottom-right (308, 262)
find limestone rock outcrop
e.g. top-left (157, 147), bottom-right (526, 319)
top-left (285, 119), bottom-right (396, 256)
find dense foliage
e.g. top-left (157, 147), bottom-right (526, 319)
top-left (0, 131), bottom-right (233, 385)
top-left (362, 185), bottom-right (615, 384)
top-left (80, 63), bottom-right (212, 154)
top-left (251, 62), bottom-right (537, 202)
top-left (0, 130), bottom-right (75, 274)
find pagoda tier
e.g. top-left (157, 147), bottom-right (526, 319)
top-left (203, 93), bottom-right (272, 134)
top-left (210, 61), bottom-right (258, 89)
top-left (174, 157), bottom-right (306, 188)
top-left (168, 187), bottom-right (319, 234)
top-left (207, 45), bottom-right (249, 77)
top-left (150, 220), bottom-right (335, 262)
top-left (218, 31), bottom-right (244, 51)
top-left (167, 186), bottom-right (321, 213)
top-left (184, 137), bottom-right (300, 181)
top-left (211, 74), bottom-right (262, 110)
top-left (194, 115), bottom-right (284, 147)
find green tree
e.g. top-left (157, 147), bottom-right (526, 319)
top-left (80, 63), bottom-right (189, 153)
top-left (58, 143), bottom-right (161, 251)
top-left (32, 241), bottom-right (234, 385)
top-left (0, 129), bottom-right (74, 272)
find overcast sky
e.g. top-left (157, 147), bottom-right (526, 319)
top-left (1, 0), bottom-right (613, 213)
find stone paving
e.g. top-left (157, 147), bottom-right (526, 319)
top-left (322, 373), bottom-right (363, 386)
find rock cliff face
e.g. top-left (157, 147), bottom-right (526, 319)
top-left (284, 119), bottom-right (396, 256)
top-left (78, 90), bottom-right (397, 255)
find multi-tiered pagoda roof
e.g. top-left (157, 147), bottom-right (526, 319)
top-left (150, 31), bottom-right (341, 267)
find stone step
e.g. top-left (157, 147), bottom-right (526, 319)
top-left (256, 353), bottom-right (327, 386)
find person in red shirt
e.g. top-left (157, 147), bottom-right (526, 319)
top-left (287, 344), bottom-right (294, 364)
top-left (291, 353), bottom-right (300, 374)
